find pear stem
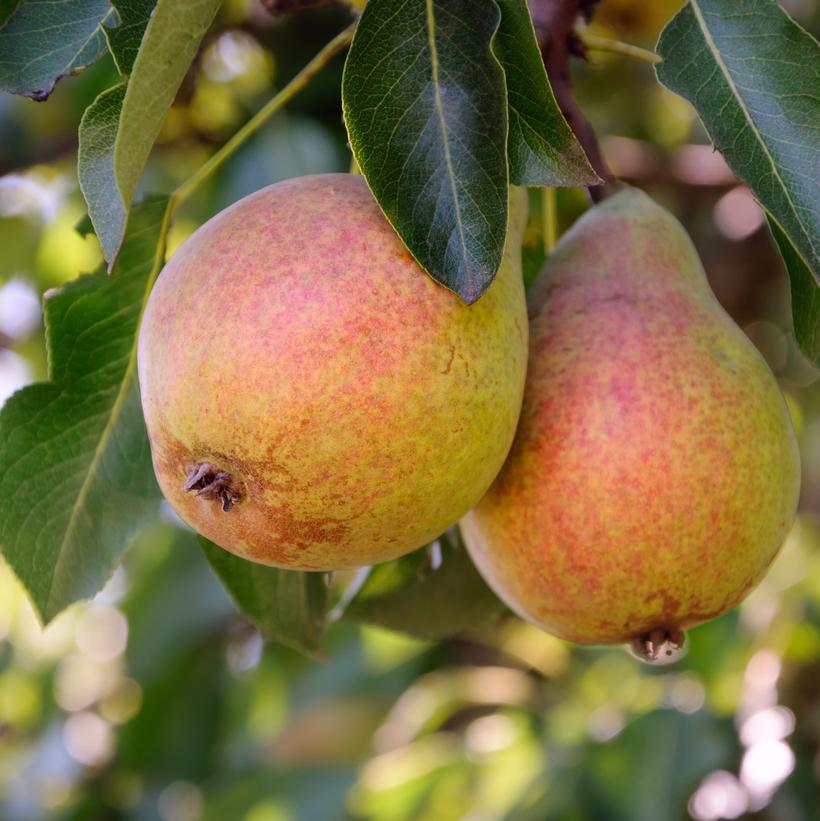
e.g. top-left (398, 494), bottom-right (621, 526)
top-left (530, 0), bottom-right (615, 200)
top-left (542, 187), bottom-right (558, 253)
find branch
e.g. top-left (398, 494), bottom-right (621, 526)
top-left (576, 27), bottom-right (662, 65)
top-left (528, 0), bottom-right (614, 200)
top-left (172, 23), bottom-right (355, 207)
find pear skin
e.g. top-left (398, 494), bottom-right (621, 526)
top-left (138, 174), bottom-right (528, 570)
top-left (461, 187), bottom-right (801, 653)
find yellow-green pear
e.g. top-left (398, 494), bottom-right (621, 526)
top-left (138, 174), bottom-right (528, 570)
top-left (461, 187), bottom-right (801, 659)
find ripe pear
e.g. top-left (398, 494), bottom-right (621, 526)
top-left (460, 187), bottom-right (801, 657)
top-left (138, 174), bottom-right (528, 570)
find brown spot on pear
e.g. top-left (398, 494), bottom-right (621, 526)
top-left (460, 187), bottom-right (801, 647)
top-left (137, 174), bottom-right (529, 570)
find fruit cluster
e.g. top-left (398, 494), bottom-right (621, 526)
top-left (138, 174), bottom-right (800, 657)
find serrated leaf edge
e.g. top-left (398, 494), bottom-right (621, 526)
top-left (684, 0), bottom-right (817, 270)
top-left (44, 201), bottom-right (172, 618)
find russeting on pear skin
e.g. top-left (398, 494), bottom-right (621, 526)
top-left (460, 187), bottom-right (801, 659)
top-left (138, 174), bottom-right (529, 570)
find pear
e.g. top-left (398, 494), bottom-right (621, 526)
top-left (460, 187), bottom-right (801, 658)
top-left (138, 174), bottom-right (528, 570)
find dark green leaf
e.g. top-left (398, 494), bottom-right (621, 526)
top-left (342, 0), bottom-right (509, 304)
top-left (74, 212), bottom-right (95, 238)
top-left (200, 538), bottom-right (328, 656)
top-left (78, 83), bottom-right (129, 263)
top-left (0, 0), bottom-right (114, 99)
top-left (656, 0), bottom-right (820, 294)
top-left (0, 0), bottom-right (20, 26)
top-left (124, 525), bottom-right (237, 682)
top-left (577, 710), bottom-right (736, 821)
top-left (346, 531), bottom-right (507, 640)
top-left (104, 0), bottom-right (158, 76)
top-left (0, 196), bottom-right (169, 622)
top-left (768, 216), bottom-right (820, 365)
top-left (511, 709), bottom-right (736, 821)
top-left (78, 0), bottom-right (221, 265)
top-left (494, 0), bottom-right (599, 187)
top-left (119, 633), bottom-right (229, 780)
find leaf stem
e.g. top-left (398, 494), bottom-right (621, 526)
top-left (172, 22), bottom-right (356, 208)
top-left (542, 187), bottom-right (557, 253)
top-left (576, 28), bottom-right (662, 65)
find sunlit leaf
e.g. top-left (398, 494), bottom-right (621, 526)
top-left (78, 0), bottom-right (221, 264)
top-left (0, 196), bottom-right (169, 622)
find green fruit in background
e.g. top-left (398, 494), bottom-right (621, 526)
top-left (138, 174), bottom-right (529, 570)
top-left (461, 187), bottom-right (801, 659)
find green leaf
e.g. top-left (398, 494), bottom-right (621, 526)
top-left (104, 0), bottom-right (158, 76)
top-left (74, 212), bottom-right (95, 238)
top-left (577, 710), bottom-right (735, 821)
top-left (656, 1), bottom-right (820, 321)
top-left (200, 539), bottom-right (328, 656)
top-left (768, 216), bottom-right (820, 365)
top-left (494, 0), bottom-right (599, 187)
top-left (78, 83), bottom-right (129, 263)
top-left (342, 0), bottom-right (509, 304)
top-left (0, 0), bottom-right (20, 26)
top-left (0, 196), bottom-right (169, 623)
top-left (345, 531), bottom-right (507, 640)
top-left (0, 0), bottom-right (115, 100)
top-left (78, 0), bottom-right (221, 265)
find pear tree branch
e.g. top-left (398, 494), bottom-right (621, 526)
top-left (172, 23), bottom-right (355, 207)
top-left (576, 26), bottom-right (662, 65)
top-left (528, 0), bottom-right (615, 200)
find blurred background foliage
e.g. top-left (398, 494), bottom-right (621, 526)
top-left (0, 1), bottom-right (819, 819)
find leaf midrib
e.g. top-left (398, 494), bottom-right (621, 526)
top-left (45, 202), bottom-right (171, 616)
top-left (690, 0), bottom-right (816, 264)
top-left (425, 0), bottom-right (469, 275)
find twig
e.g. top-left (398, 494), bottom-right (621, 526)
top-left (576, 28), bottom-right (662, 65)
top-left (172, 23), bottom-right (355, 207)
top-left (542, 187), bottom-right (557, 253)
top-left (528, 0), bottom-right (614, 200)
